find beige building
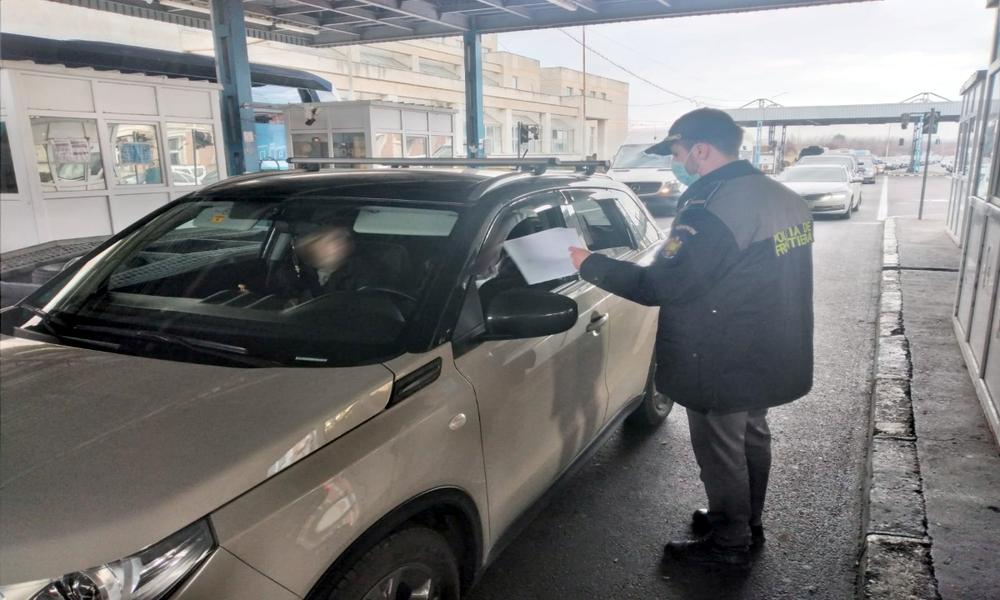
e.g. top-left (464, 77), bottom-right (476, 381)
top-left (0, 0), bottom-right (630, 160)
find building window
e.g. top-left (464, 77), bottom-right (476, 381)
top-left (30, 116), bottom-right (105, 191)
top-left (109, 123), bottom-right (162, 186)
top-left (589, 90), bottom-right (597, 98)
top-left (566, 86), bottom-right (573, 96)
top-left (419, 58), bottom-right (460, 80)
top-left (374, 133), bottom-right (403, 158)
top-left (601, 92), bottom-right (607, 100)
top-left (1, 122), bottom-right (17, 193)
top-left (512, 76), bottom-right (519, 90)
top-left (166, 123), bottom-right (219, 186)
top-left (431, 135), bottom-right (453, 158)
top-left (484, 72), bottom-right (502, 87)
top-left (485, 124), bottom-right (502, 155)
top-left (359, 48), bottom-right (411, 71)
top-left (975, 73), bottom-right (999, 199)
top-left (551, 122), bottom-right (574, 154)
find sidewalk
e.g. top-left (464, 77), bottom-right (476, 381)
top-left (868, 214), bottom-right (1000, 600)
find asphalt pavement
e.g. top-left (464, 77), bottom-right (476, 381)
top-left (468, 175), bottom-right (952, 600)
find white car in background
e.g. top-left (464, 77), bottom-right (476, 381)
top-left (607, 143), bottom-right (686, 215)
top-left (777, 164), bottom-right (859, 219)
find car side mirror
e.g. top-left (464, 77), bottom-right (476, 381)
top-left (483, 288), bottom-right (578, 340)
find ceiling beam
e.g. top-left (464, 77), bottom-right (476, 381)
top-left (473, 0), bottom-right (531, 19)
top-left (286, 0), bottom-right (415, 31)
top-left (351, 0), bottom-right (470, 31)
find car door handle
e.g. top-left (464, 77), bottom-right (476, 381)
top-left (586, 312), bottom-right (609, 333)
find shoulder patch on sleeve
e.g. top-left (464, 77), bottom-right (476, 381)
top-left (662, 235), bottom-right (684, 258)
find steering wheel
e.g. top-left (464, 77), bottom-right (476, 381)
top-left (356, 285), bottom-right (418, 303)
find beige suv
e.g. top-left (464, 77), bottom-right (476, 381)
top-left (0, 163), bottom-right (671, 600)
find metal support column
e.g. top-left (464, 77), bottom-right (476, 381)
top-left (210, 0), bottom-right (259, 175)
top-left (463, 32), bottom-right (485, 159)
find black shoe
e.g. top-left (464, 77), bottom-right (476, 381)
top-left (663, 536), bottom-right (750, 567)
top-left (690, 509), bottom-right (766, 548)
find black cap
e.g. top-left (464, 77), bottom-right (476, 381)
top-left (646, 108), bottom-right (743, 156)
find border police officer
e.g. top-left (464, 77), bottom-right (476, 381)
top-left (570, 108), bottom-right (814, 567)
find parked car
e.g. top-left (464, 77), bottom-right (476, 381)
top-left (777, 164), bottom-right (859, 218)
top-left (796, 154), bottom-right (863, 203)
top-left (607, 143), bottom-right (686, 215)
top-left (0, 163), bottom-right (671, 600)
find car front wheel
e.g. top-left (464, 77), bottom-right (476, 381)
top-left (625, 356), bottom-right (673, 431)
top-left (327, 527), bottom-right (460, 600)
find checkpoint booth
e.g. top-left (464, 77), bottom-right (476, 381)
top-left (953, 5), bottom-right (1000, 446)
top-left (946, 71), bottom-right (988, 245)
top-left (283, 100), bottom-right (458, 164)
top-left (0, 59), bottom-right (228, 253)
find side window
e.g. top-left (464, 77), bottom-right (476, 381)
top-left (613, 191), bottom-right (662, 248)
top-left (566, 189), bottom-right (635, 254)
top-left (476, 191), bottom-right (571, 292)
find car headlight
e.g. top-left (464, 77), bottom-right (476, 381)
top-left (657, 181), bottom-right (681, 195)
top-left (820, 192), bottom-right (848, 201)
top-left (0, 520), bottom-right (214, 600)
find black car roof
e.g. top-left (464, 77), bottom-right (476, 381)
top-left (196, 168), bottom-right (614, 206)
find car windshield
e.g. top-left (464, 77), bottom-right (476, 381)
top-left (17, 197), bottom-right (464, 367)
top-left (780, 167), bottom-right (847, 182)
top-left (613, 144), bottom-right (673, 169)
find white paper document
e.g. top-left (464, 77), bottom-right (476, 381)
top-left (502, 227), bottom-right (586, 285)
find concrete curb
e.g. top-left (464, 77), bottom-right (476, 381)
top-left (859, 218), bottom-right (941, 600)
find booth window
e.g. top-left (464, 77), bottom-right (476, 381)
top-left (332, 133), bottom-right (366, 158)
top-left (109, 123), bottom-right (162, 186)
top-left (975, 73), bottom-right (1000, 200)
top-left (431, 135), bottom-right (453, 158)
top-left (292, 133), bottom-right (329, 159)
top-left (405, 135), bottom-right (429, 158)
top-left (30, 116), bottom-right (105, 191)
top-left (166, 123), bottom-right (219, 186)
top-left (551, 121), bottom-right (574, 154)
top-left (1, 122), bottom-right (17, 193)
top-left (374, 133), bottom-right (403, 158)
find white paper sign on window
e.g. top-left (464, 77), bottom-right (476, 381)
top-left (51, 138), bottom-right (92, 163)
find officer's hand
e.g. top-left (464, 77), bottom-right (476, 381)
top-left (569, 246), bottom-right (592, 270)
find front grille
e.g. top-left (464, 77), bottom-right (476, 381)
top-left (802, 193), bottom-right (827, 203)
top-left (627, 182), bottom-right (662, 195)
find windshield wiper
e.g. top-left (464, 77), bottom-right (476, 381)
top-left (74, 324), bottom-right (281, 367)
top-left (18, 304), bottom-right (72, 337)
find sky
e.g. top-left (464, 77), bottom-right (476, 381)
top-left (497, 0), bottom-right (995, 143)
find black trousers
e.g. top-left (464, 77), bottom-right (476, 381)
top-left (686, 407), bottom-right (772, 548)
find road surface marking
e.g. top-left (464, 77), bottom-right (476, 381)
top-left (877, 177), bottom-right (889, 221)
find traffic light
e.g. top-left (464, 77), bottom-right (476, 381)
top-left (901, 113), bottom-right (910, 130)
top-left (925, 109), bottom-right (939, 135)
top-left (899, 137), bottom-right (905, 146)
top-left (517, 122), bottom-right (539, 145)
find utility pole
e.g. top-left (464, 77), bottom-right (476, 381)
top-left (918, 109), bottom-right (938, 220)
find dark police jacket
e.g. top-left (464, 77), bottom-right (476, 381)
top-left (581, 160), bottom-right (814, 414)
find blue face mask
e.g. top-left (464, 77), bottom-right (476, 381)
top-left (671, 154), bottom-right (700, 187)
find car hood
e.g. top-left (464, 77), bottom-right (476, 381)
top-left (781, 181), bottom-right (851, 196)
top-left (607, 168), bottom-right (677, 183)
top-left (0, 336), bottom-right (394, 584)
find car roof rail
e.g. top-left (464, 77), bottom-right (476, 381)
top-left (286, 157), bottom-right (609, 176)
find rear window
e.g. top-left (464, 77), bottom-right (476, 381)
top-left (16, 197), bottom-right (464, 367)
top-left (780, 167), bottom-right (848, 182)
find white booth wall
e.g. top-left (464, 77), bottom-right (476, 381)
top-left (0, 61), bottom-right (227, 252)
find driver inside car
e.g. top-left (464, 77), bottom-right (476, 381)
top-left (276, 220), bottom-right (380, 304)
